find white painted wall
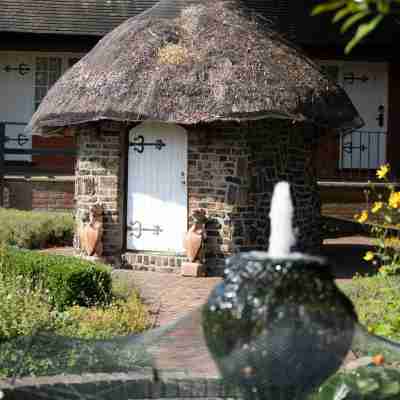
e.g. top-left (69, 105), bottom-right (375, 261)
top-left (320, 61), bottom-right (388, 170)
top-left (0, 51), bottom-right (83, 161)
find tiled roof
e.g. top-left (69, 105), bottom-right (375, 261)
top-left (0, 0), bottom-right (299, 37)
top-left (0, 0), bottom-right (156, 36)
top-left (0, 0), bottom-right (395, 47)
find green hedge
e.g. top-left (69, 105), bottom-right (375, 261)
top-left (0, 247), bottom-right (112, 310)
top-left (0, 208), bottom-right (74, 249)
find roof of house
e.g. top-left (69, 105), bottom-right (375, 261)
top-left (0, 0), bottom-right (153, 36)
top-left (29, 0), bottom-right (362, 133)
top-left (0, 0), bottom-right (396, 48)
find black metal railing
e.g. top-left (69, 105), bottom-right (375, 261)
top-left (339, 130), bottom-right (386, 171)
top-left (317, 130), bottom-right (391, 182)
top-left (0, 121), bottom-right (77, 206)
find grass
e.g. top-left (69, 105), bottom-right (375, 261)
top-left (339, 274), bottom-right (400, 341)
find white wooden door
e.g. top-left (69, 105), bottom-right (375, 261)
top-left (339, 62), bottom-right (388, 169)
top-left (127, 122), bottom-right (188, 252)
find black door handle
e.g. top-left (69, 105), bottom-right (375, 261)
top-left (376, 105), bottom-right (385, 127)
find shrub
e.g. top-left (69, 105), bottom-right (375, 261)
top-left (0, 246), bottom-right (112, 310)
top-left (0, 253), bottom-right (150, 378)
top-left (0, 208), bottom-right (74, 249)
top-left (354, 164), bottom-right (400, 275)
top-left (0, 333), bottom-right (152, 377)
top-left (339, 274), bottom-right (400, 341)
top-left (0, 272), bottom-right (53, 340)
top-left (55, 292), bottom-right (149, 340)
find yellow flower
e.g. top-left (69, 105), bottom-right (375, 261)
top-left (389, 191), bottom-right (400, 209)
top-left (384, 236), bottom-right (400, 249)
top-left (371, 201), bottom-right (383, 213)
top-left (363, 251), bottom-right (374, 261)
top-left (376, 164), bottom-right (390, 179)
top-left (356, 210), bottom-right (368, 223)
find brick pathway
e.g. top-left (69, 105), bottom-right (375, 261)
top-left (110, 236), bottom-right (376, 377)
top-left (45, 236), bottom-right (374, 377)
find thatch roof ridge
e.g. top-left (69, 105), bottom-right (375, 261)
top-left (29, 0), bottom-right (362, 134)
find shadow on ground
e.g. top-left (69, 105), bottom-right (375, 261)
top-left (322, 236), bottom-right (379, 280)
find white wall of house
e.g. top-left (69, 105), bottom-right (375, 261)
top-left (320, 60), bottom-right (388, 170)
top-left (0, 51), bottom-right (83, 161)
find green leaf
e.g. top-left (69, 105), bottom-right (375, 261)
top-left (340, 10), bottom-right (371, 33)
top-left (345, 14), bottom-right (384, 53)
top-left (311, 0), bottom-right (347, 16)
top-left (377, 0), bottom-right (390, 14)
top-left (333, 6), bottom-right (354, 23)
top-left (384, 214), bottom-right (393, 223)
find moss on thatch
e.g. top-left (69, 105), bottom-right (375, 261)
top-left (29, 0), bottom-right (362, 135)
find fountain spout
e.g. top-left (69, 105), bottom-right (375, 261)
top-left (268, 181), bottom-right (296, 258)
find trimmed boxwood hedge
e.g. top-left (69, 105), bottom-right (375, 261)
top-left (0, 247), bottom-right (112, 310)
top-left (0, 209), bottom-right (74, 249)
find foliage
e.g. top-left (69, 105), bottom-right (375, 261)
top-left (0, 333), bottom-right (152, 377)
top-left (0, 246), bottom-right (112, 310)
top-left (339, 274), bottom-right (400, 341)
top-left (0, 208), bottom-right (74, 249)
top-left (354, 164), bottom-right (400, 276)
top-left (312, 366), bottom-right (400, 399)
top-left (0, 271), bottom-right (54, 340)
top-left (55, 292), bottom-right (149, 340)
top-left (0, 250), bottom-right (150, 377)
top-left (312, 0), bottom-right (397, 53)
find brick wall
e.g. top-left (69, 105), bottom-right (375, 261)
top-left (74, 119), bottom-right (321, 274)
top-left (32, 135), bottom-right (76, 174)
top-left (3, 177), bottom-right (74, 210)
top-left (31, 180), bottom-right (74, 210)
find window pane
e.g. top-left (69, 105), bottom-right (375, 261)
top-left (36, 57), bottom-right (48, 71)
top-left (34, 56), bottom-right (63, 108)
top-left (49, 71), bottom-right (59, 86)
top-left (35, 86), bottom-right (47, 102)
top-left (49, 57), bottom-right (62, 72)
top-left (35, 71), bottom-right (47, 86)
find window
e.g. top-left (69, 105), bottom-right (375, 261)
top-left (34, 56), bottom-right (81, 110)
top-left (34, 57), bottom-right (62, 110)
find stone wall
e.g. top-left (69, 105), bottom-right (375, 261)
top-left (187, 120), bottom-right (320, 274)
top-left (74, 119), bottom-right (321, 274)
top-left (74, 121), bottom-right (125, 260)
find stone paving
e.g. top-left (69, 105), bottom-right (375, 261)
top-left (110, 236), bottom-right (376, 377)
top-left (44, 235), bottom-right (375, 378)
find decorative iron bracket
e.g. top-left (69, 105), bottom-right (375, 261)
top-left (343, 72), bottom-right (369, 84)
top-left (129, 135), bottom-right (166, 153)
top-left (128, 221), bottom-right (163, 238)
top-left (4, 63), bottom-right (31, 76)
top-left (342, 141), bottom-right (367, 154)
top-left (4, 133), bottom-right (29, 147)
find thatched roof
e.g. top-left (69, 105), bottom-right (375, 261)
top-left (29, 0), bottom-right (363, 135)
